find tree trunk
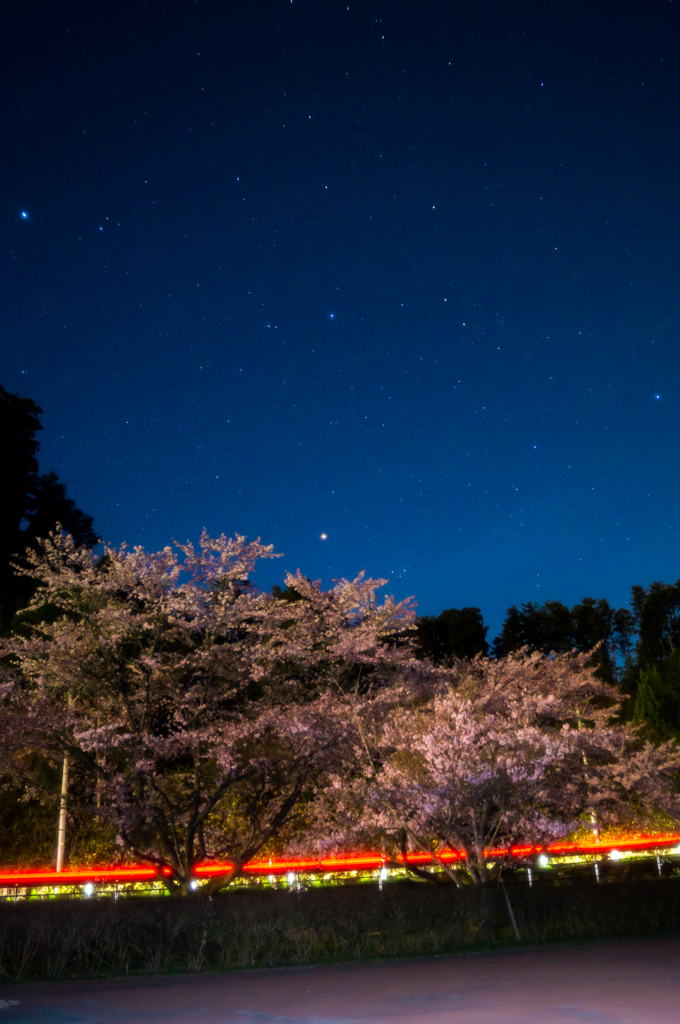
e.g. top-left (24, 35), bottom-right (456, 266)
top-left (479, 884), bottom-right (498, 942)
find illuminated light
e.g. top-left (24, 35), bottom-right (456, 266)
top-left (1, 833), bottom-right (680, 888)
top-left (83, 882), bottom-right (94, 896)
top-left (190, 880), bottom-right (198, 890)
top-left (609, 849), bottom-right (623, 861)
top-left (287, 871), bottom-right (295, 886)
top-left (0, 865), bottom-right (157, 887)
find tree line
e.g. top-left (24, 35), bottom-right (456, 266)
top-left (1, 527), bottom-right (678, 895)
top-left (1, 385), bottom-right (679, 888)
top-left (3, 380), bottom-right (678, 739)
top-left (1, 384), bottom-right (97, 633)
top-left (414, 586), bottom-right (680, 741)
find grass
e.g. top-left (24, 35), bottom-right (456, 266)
top-left (2, 872), bottom-right (680, 984)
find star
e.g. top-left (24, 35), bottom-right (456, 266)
top-left (320, 533), bottom-right (328, 540)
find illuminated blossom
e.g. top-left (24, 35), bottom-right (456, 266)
top-left (0, 528), bottom-right (414, 894)
top-left (307, 651), bottom-right (680, 885)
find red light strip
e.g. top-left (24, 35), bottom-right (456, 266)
top-left (1, 833), bottom-right (678, 888)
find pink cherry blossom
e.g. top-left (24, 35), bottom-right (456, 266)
top-left (302, 651), bottom-right (680, 885)
top-left (0, 528), bottom-right (415, 894)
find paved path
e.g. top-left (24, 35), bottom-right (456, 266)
top-left (1, 935), bottom-right (679, 1023)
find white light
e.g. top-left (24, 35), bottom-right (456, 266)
top-left (538, 854), bottom-right (549, 867)
top-left (20, 211), bottom-right (28, 219)
top-left (379, 866), bottom-right (388, 881)
top-left (287, 871), bottom-right (295, 886)
top-left (610, 849), bottom-right (623, 861)
top-left (83, 882), bottom-right (94, 896)
top-left (190, 879), bottom-right (198, 890)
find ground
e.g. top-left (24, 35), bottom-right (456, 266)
top-left (1, 934), bottom-right (679, 1023)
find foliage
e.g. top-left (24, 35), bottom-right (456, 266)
top-left (413, 606), bottom-right (489, 662)
top-left (0, 385), bottom-right (97, 633)
top-left (492, 599), bottom-right (627, 683)
top-left (634, 666), bottom-right (665, 741)
top-left (4, 877), bottom-right (680, 983)
top-left (621, 581), bottom-right (680, 735)
top-left (632, 581), bottom-right (680, 666)
top-left (0, 529), bottom-right (415, 894)
top-left (307, 651), bottom-right (680, 885)
top-left (2, 519), bottom-right (680, 893)
top-left (490, 582), bottom-right (680, 738)
top-left (0, 785), bottom-right (116, 868)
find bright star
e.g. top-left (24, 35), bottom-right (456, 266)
top-left (20, 211), bottom-right (28, 219)
top-left (320, 533), bottom-right (328, 540)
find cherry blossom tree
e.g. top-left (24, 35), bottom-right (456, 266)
top-left (0, 528), bottom-right (415, 894)
top-left (308, 650), bottom-right (680, 886)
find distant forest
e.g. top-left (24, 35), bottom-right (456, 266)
top-left (3, 383), bottom-right (679, 740)
top-left (414, 588), bottom-right (680, 740)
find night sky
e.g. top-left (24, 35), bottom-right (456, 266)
top-left (2, 0), bottom-right (679, 639)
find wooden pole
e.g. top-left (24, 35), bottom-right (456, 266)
top-left (56, 754), bottom-right (69, 872)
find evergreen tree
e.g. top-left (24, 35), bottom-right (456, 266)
top-left (0, 385), bottom-right (42, 565)
top-left (612, 607), bottom-right (637, 669)
top-left (571, 597), bottom-right (617, 683)
top-left (22, 471), bottom-right (97, 552)
top-left (633, 665), bottom-right (664, 741)
top-left (636, 581), bottom-right (680, 666)
top-left (492, 604), bottom-right (524, 657)
top-left (414, 606), bottom-right (488, 663)
top-left (541, 600), bottom-right (575, 653)
top-left (0, 385), bottom-right (97, 631)
top-left (623, 581), bottom-right (680, 736)
top-left (492, 603), bottom-right (548, 657)
top-left (492, 596), bottom-right (622, 683)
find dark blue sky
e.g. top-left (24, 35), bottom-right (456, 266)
top-left (2, 0), bottom-right (679, 640)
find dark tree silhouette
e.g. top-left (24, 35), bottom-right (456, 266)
top-left (634, 581), bottom-right (680, 667)
top-left (23, 472), bottom-right (97, 552)
top-left (0, 385), bottom-right (97, 631)
top-left (414, 606), bottom-right (489, 663)
top-left (0, 385), bottom-right (42, 559)
top-left (541, 600), bottom-right (575, 653)
top-left (491, 604), bottom-right (524, 658)
top-left (623, 581), bottom-right (680, 737)
top-left (492, 602), bottom-right (555, 657)
top-left (492, 597), bottom-right (622, 684)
